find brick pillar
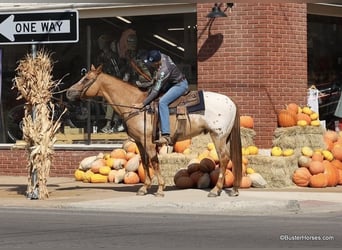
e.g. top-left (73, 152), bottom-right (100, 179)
top-left (197, 3), bottom-right (307, 148)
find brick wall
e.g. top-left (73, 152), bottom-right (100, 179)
top-left (197, 3), bottom-right (308, 148)
top-left (0, 147), bottom-right (106, 177)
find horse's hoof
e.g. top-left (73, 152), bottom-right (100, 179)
top-left (136, 188), bottom-right (147, 196)
top-left (228, 189), bottom-right (239, 197)
top-left (154, 192), bottom-right (165, 197)
top-left (208, 191), bottom-right (220, 197)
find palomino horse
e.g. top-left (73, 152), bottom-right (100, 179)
top-left (66, 65), bottom-right (242, 197)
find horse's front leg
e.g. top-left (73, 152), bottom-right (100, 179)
top-left (151, 155), bottom-right (165, 197)
top-left (136, 147), bottom-right (152, 196)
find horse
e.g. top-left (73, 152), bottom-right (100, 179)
top-left (66, 64), bottom-right (242, 197)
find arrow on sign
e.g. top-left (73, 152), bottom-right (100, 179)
top-left (0, 14), bottom-right (70, 41)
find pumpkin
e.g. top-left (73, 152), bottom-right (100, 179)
top-left (277, 109), bottom-right (297, 127)
top-left (297, 120), bottom-right (308, 127)
top-left (186, 158), bottom-right (201, 174)
top-left (286, 103), bottom-right (299, 114)
top-left (322, 150), bottom-right (334, 161)
top-left (122, 139), bottom-right (138, 153)
top-left (308, 160), bottom-right (325, 175)
top-left (99, 166), bottom-right (111, 175)
top-left (90, 173), bottom-right (108, 183)
top-left (301, 146), bottom-right (313, 157)
top-left (240, 176), bottom-right (252, 188)
top-left (209, 148), bottom-right (219, 163)
top-left (83, 169), bottom-right (94, 183)
top-left (282, 148), bottom-right (294, 156)
top-left (189, 171), bottom-right (204, 184)
top-left (331, 144), bottom-right (342, 161)
top-left (209, 167), bottom-right (220, 187)
top-left (311, 152), bottom-right (324, 162)
top-left (271, 146), bottom-right (282, 156)
top-left (298, 155), bottom-right (312, 168)
top-left (174, 139), bottom-right (191, 153)
top-left (338, 169), bottom-right (342, 185)
top-left (174, 176), bottom-right (194, 189)
top-left (310, 120), bottom-right (321, 126)
top-left (240, 115), bottom-right (254, 128)
top-left (74, 169), bottom-right (85, 181)
top-left (224, 169), bottom-right (234, 188)
top-left (331, 159), bottom-right (342, 170)
top-left (302, 106), bottom-right (313, 115)
top-left (310, 112), bottom-right (319, 120)
top-left (247, 145), bottom-right (258, 155)
top-left (112, 158), bottom-right (127, 170)
top-left (123, 171), bottom-right (140, 184)
top-left (324, 164), bottom-right (339, 187)
top-left (292, 167), bottom-right (312, 187)
top-left (309, 173), bottom-right (328, 188)
top-left (90, 158), bottom-right (107, 173)
top-left (125, 154), bottom-right (140, 172)
top-left (110, 148), bottom-right (127, 159)
top-left (323, 130), bottom-right (338, 142)
top-left (296, 113), bottom-right (311, 125)
top-left (137, 163), bottom-right (155, 183)
top-left (197, 173), bottom-right (211, 189)
top-left (199, 157), bottom-right (216, 173)
top-left (108, 168), bottom-right (126, 184)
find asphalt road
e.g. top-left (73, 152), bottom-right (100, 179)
top-left (0, 207), bottom-right (340, 250)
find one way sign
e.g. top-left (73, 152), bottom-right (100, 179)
top-left (0, 10), bottom-right (78, 45)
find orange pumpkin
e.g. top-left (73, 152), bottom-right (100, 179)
top-left (123, 140), bottom-right (138, 153)
top-left (338, 169), bottom-right (342, 185)
top-left (308, 160), bottom-right (325, 175)
top-left (309, 173), bottom-right (328, 188)
top-left (240, 116), bottom-right (254, 129)
top-left (110, 148), bottom-right (127, 159)
top-left (292, 167), bottom-right (312, 187)
top-left (331, 144), bottom-right (342, 161)
top-left (224, 169), bottom-right (234, 188)
top-left (324, 164), bottom-right (339, 187)
top-left (173, 139), bottom-right (191, 153)
top-left (137, 163), bottom-right (155, 183)
top-left (123, 171), bottom-right (140, 184)
top-left (331, 159), bottom-right (342, 170)
top-left (323, 130), bottom-right (338, 143)
top-left (311, 152), bottom-right (324, 162)
top-left (286, 103), bottom-right (299, 114)
top-left (277, 109), bottom-right (297, 127)
top-left (240, 176), bottom-right (252, 188)
top-left (296, 113), bottom-right (311, 125)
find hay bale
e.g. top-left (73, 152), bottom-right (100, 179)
top-left (241, 127), bottom-right (256, 147)
top-left (158, 153), bottom-right (193, 186)
top-left (247, 154), bottom-right (299, 188)
top-left (272, 126), bottom-right (325, 150)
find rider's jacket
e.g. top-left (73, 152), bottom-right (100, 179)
top-left (143, 53), bottom-right (184, 106)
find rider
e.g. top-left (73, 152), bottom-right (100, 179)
top-left (134, 50), bottom-right (188, 145)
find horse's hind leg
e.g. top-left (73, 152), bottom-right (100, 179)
top-left (208, 135), bottom-right (230, 197)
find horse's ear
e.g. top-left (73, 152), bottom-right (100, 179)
top-left (96, 64), bottom-right (103, 73)
top-left (91, 64), bottom-right (96, 71)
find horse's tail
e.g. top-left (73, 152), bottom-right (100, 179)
top-left (230, 104), bottom-right (242, 190)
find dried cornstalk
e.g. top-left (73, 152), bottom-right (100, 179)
top-left (12, 50), bottom-right (65, 199)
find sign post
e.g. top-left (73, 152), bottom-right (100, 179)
top-left (0, 10), bottom-right (78, 44)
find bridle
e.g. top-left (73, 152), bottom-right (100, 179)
top-left (79, 74), bottom-right (98, 99)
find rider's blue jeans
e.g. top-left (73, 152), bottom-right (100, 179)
top-left (159, 79), bottom-right (189, 135)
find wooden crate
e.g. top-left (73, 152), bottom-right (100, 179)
top-left (55, 132), bottom-right (129, 144)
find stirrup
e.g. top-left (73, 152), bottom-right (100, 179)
top-left (154, 136), bottom-right (172, 145)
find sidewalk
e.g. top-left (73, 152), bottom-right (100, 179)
top-left (0, 176), bottom-right (341, 215)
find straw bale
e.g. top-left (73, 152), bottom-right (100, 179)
top-left (240, 127), bottom-right (256, 147)
top-left (247, 154), bottom-right (299, 188)
top-left (158, 153), bottom-right (193, 186)
top-left (272, 126), bottom-right (325, 150)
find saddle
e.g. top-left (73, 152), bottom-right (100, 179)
top-left (150, 90), bottom-right (205, 142)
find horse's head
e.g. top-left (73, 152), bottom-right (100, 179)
top-left (66, 64), bottom-right (103, 101)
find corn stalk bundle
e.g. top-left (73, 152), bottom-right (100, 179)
top-left (12, 50), bottom-right (66, 199)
